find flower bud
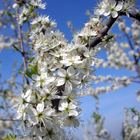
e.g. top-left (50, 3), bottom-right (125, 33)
top-left (118, 22), bottom-right (125, 31)
top-left (13, 3), bottom-right (19, 9)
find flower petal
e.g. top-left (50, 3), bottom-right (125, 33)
top-left (56, 78), bottom-right (65, 86)
top-left (69, 102), bottom-right (77, 109)
top-left (112, 11), bottom-right (118, 18)
top-left (115, 2), bottom-right (123, 11)
top-left (67, 66), bottom-right (75, 77)
top-left (26, 107), bottom-right (37, 116)
top-left (37, 102), bottom-right (44, 113)
top-left (65, 81), bottom-right (72, 92)
top-left (58, 68), bottom-right (66, 77)
top-left (32, 74), bottom-right (40, 81)
top-left (69, 110), bottom-right (78, 116)
top-left (111, 0), bottom-right (116, 8)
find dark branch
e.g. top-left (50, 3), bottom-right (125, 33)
top-left (120, 12), bottom-right (140, 23)
top-left (86, 16), bottom-right (118, 48)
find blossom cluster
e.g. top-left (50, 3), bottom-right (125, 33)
top-left (78, 75), bottom-right (134, 98)
top-left (123, 108), bottom-right (140, 139)
top-left (11, 0), bottom-right (140, 139)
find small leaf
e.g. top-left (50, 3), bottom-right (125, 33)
top-left (12, 44), bottom-right (20, 52)
top-left (24, 70), bottom-right (33, 79)
top-left (2, 132), bottom-right (16, 140)
top-left (29, 5), bottom-right (34, 13)
top-left (6, 11), bottom-right (13, 17)
top-left (131, 107), bottom-right (136, 114)
top-left (29, 64), bottom-right (34, 73)
top-left (105, 34), bottom-right (115, 43)
top-left (35, 92), bottom-right (38, 103)
top-left (0, 106), bottom-right (4, 109)
top-left (34, 61), bottom-right (40, 75)
top-left (28, 56), bottom-right (35, 62)
top-left (32, 24), bottom-right (36, 29)
top-left (18, 71), bottom-right (24, 74)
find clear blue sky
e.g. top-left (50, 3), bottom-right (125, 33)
top-left (0, 0), bottom-right (140, 139)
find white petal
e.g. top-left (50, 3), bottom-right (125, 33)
top-left (37, 102), bottom-right (44, 113)
top-left (29, 116), bottom-right (38, 125)
top-left (67, 66), bottom-right (75, 77)
top-left (44, 119), bottom-right (53, 130)
top-left (83, 51), bottom-right (89, 57)
top-left (16, 113), bottom-right (22, 119)
top-left (58, 68), bottom-right (66, 77)
top-left (32, 74), bottom-right (40, 81)
top-left (73, 118), bottom-right (80, 127)
top-left (44, 108), bottom-right (54, 116)
top-left (24, 89), bottom-right (32, 98)
top-left (47, 77), bottom-right (55, 83)
top-left (26, 107), bottom-right (37, 116)
top-left (33, 82), bottom-right (41, 88)
top-left (36, 135), bottom-right (43, 140)
top-left (115, 2), bottom-right (123, 11)
top-left (69, 110), bottom-right (78, 116)
top-left (41, 73), bottom-right (47, 79)
top-left (59, 106), bottom-right (65, 111)
top-left (65, 83), bottom-right (71, 94)
top-left (56, 78), bottom-right (65, 86)
top-left (60, 102), bottom-right (68, 111)
top-left (37, 127), bottom-right (47, 136)
top-left (69, 102), bottom-right (77, 109)
top-left (104, 7), bottom-right (110, 16)
top-left (133, 115), bottom-right (139, 121)
top-left (60, 59), bottom-right (68, 63)
top-left (71, 78), bottom-right (81, 85)
top-left (137, 96), bottom-right (140, 102)
top-left (61, 112), bottom-right (68, 119)
top-left (65, 81), bottom-right (72, 92)
top-left (112, 11), bottom-right (118, 18)
top-left (111, 0), bottom-right (116, 8)
top-left (60, 59), bottom-right (72, 66)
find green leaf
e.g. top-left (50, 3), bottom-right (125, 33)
top-left (29, 64), bottom-right (34, 73)
top-left (28, 56), bottom-right (35, 62)
top-left (32, 24), bottom-right (36, 29)
top-left (29, 5), bottom-right (34, 13)
top-left (0, 106), bottom-right (4, 109)
top-left (7, 132), bottom-right (16, 140)
top-left (6, 11), bottom-right (13, 17)
top-left (18, 71), bottom-right (24, 74)
top-left (4, 89), bottom-right (8, 95)
top-left (34, 61), bottom-right (40, 75)
top-left (0, 89), bottom-right (2, 93)
top-left (12, 44), bottom-right (20, 52)
top-left (131, 107), bottom-right (136, 113)
top-left (35, 92), bottom-right (38, 103)
top-left (2, 132), bottom-right (16, 140)
top-left (105, 34), bottom-right (115, 43)
top-left (24, 70), bottom-right (33, 79)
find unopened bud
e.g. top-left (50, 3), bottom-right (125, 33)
top-left (13, 3), bottom-right (19, 9)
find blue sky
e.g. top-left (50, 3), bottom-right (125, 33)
top-left (0, 0), bottom-right (140, 139)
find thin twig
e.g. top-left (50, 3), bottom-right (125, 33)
top-left (15, 4), bottom-right (29, 85)
top-left (125, 32), bottom-right (140, 81)
top-left (0, 119), bottom-right (22, 121)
